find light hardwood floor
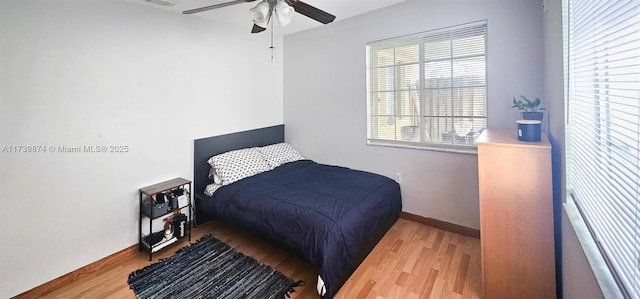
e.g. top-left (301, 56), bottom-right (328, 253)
top-left (18, 219), bottom-right (481, 299)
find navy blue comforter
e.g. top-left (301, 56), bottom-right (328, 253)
top-left (202, 160), bottom-right (402, 298)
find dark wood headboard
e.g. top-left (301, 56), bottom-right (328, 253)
top-left (193, 124), bottom-right (284, 200)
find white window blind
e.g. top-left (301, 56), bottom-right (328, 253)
top-left (366, 21), bottom-right (487, 152)
top-left (565, 0), bottom-right (640, 297)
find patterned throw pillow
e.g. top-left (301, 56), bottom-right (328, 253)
top-left (258, 143), bottom-right (304, 168)
top-left (207, 147), bottom-right (271, 186)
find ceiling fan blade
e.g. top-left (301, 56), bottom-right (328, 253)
top-left (183, 0), bottom-right (258, 14)
top-left (288, 0), bottom-right (335, 24)
top-left (251, 24), bottom-right (267, 33)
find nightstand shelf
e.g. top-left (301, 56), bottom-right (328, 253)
top-left (138, 177), bottom-right (191, 260)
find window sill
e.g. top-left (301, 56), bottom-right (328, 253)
top-left (563, 198), bottom-right (625, 299)
top-left (366, 140), bottom-right (478, 155)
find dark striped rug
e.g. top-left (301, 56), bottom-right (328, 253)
top-left (128, 234), bottom-right (303, 299)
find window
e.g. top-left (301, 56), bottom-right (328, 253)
top-left (366, 21), bottom-right (487, 153)
top-left (564, 0), bottom-right (640, 297)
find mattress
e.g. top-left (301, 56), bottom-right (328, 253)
top-left (199, 160), bottom-right (402, 298)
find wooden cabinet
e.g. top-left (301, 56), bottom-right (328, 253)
top-left (476, 128), bottom-right (556, 298)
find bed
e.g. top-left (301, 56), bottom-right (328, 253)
top-left (193, 125), bottom-right (402, 298)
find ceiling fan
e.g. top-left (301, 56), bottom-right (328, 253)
top-left (183, 0), bottom-right (336, 33)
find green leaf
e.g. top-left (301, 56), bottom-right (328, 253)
top-left (512, 95), bottom-right (542, 111)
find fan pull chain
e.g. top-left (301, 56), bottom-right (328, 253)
top-left (270, 19), bottom-right (274, 63)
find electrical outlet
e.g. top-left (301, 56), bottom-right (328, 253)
top-left (395, 173), bottom-right (402, 184)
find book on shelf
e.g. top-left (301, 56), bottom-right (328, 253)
top-left (151, 236), bottom-right (177, 253)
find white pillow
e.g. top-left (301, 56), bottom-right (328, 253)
top-left (258, 142), bottom-right (304, 168)
top-left (207, 147), bottom-right (271, 186)
top-left (204, 182), bottom-right (222, 197)
top-left (208, 167), bottom-right (222, 184)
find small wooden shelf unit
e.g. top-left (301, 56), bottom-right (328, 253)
top-left (138, 177), bottom-right (192, 261)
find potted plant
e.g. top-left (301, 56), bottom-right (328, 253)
top-left (512, 96), bottom-right (544, 121)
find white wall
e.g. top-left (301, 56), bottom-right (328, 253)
top-left (0, 1), bottom-right (283, 297)
top-left (283, 0), bottom-right (544, 229)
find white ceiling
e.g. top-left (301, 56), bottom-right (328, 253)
top-left (122, 0), bottom-right (406, 35)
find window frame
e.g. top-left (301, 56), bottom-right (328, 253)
top-left (366, 20), bottom-right (488, 154)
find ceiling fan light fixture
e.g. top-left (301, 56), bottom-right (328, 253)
top-left (275, 0), bottom-right (294, 26)
top-left (184, 0), bottom-right (336, 34)
top-left (250, 2), bottom-right (270, 28)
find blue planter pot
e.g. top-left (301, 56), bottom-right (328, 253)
top-left (522, 112), bottom-right (544, 121)
top-left (517, 120), bottom-right (542, 142)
